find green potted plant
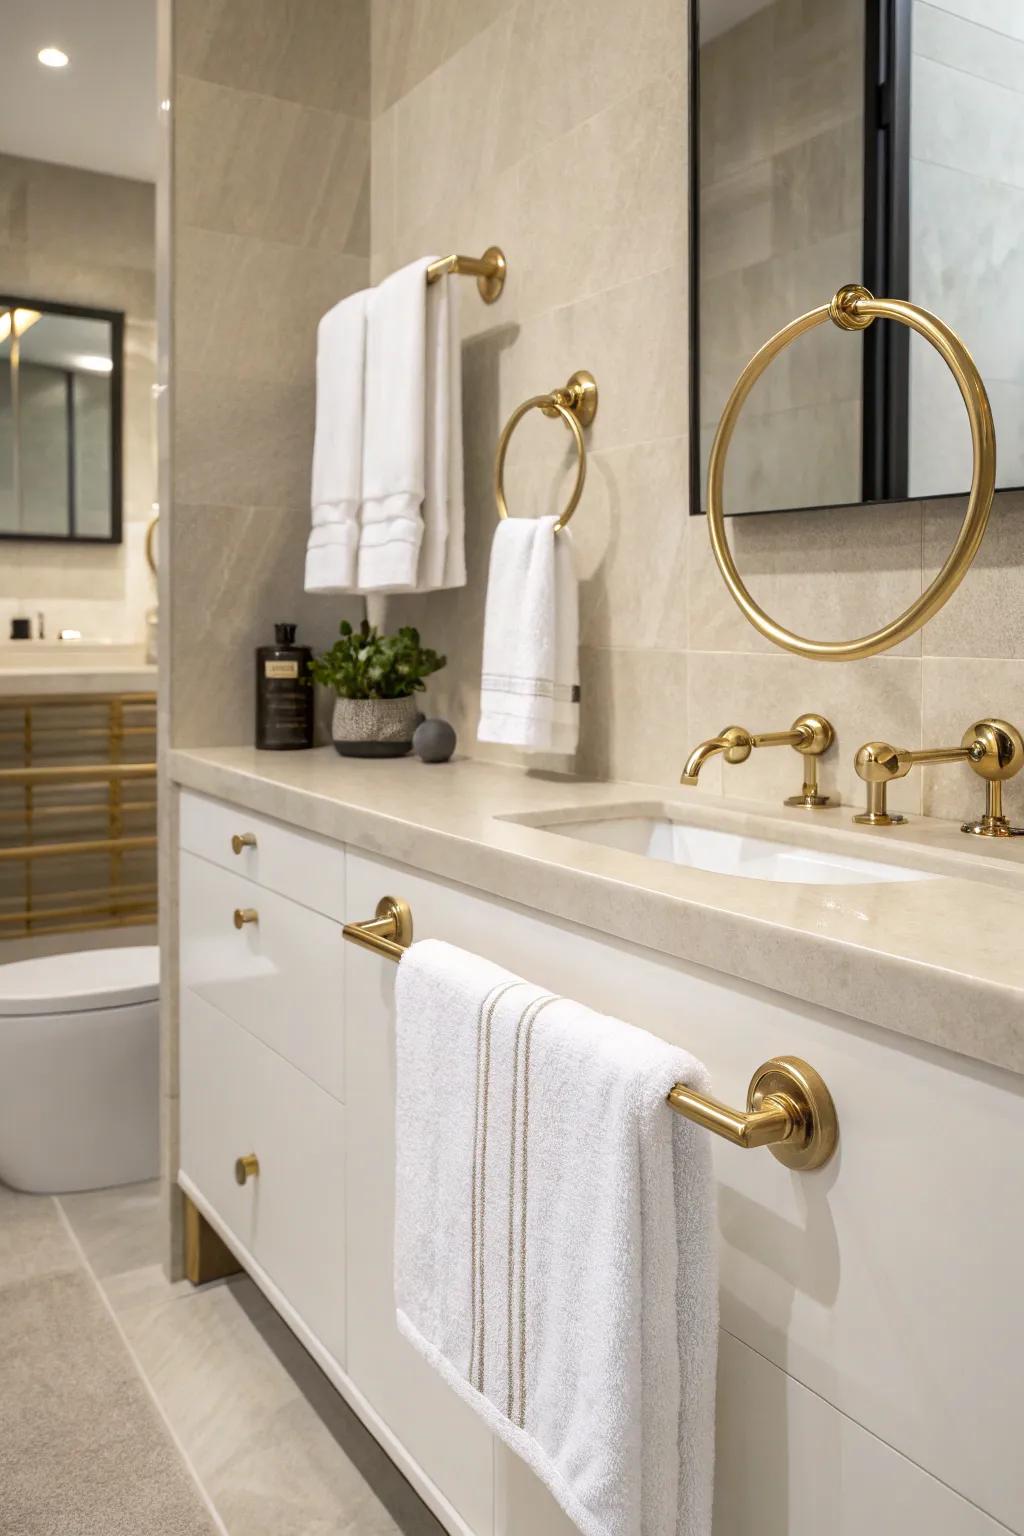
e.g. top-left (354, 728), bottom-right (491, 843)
top-left (309, 619), bottom-right (446, 758)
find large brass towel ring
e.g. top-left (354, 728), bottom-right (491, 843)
top-left (495, 370), bottom-right (598, 532)
top-left (706, 285), bottom-right (996, 662)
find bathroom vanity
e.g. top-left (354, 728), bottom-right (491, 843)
top-left (171, 748), bottom-right (1024, 1536)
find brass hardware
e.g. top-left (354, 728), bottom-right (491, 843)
top-left (0, 692), bottom-right (157, 940)
top-left (231, 832), bottom-right (257, 854)
top-left (343, 896), bottom-right (838, 1169)
top-left (342, 895), bottom-right (414, 961)
top-left (854, 717), bottom-right (1024, 833)
top-left (145, 513), bottom-right (158, 575)
top-left (234, 1154), bottom-right (260, 1185)
top-left (183, 1195), bottom-right (241, 1285)
top-left (425, 246), bottom-right (506, 303)
top-left (706, 287), bottom-right (995, 661)
top-left (233, 907), bottom-right (258, 928)
top-left (494, 371), bottom-right (599, 533)
top-left (668, 1056), bottom-right (837, 1170)
top-left (682, 713), bottom-right (834, 807)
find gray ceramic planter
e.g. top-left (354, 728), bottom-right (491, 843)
top-left (331, 695), bottom-right (421, 758)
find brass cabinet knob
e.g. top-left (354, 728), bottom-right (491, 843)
top-left (231, 832), bottom-right (257, 854)
top-left (233, 907), bottom-right (258, 928)
top-left (234, 1154), bottom-right (259, 1185)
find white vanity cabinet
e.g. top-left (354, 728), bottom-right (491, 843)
top-left (178, 791), bottom-right (1023, 1536)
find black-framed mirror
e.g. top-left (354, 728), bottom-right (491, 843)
top-left (0, 295), bottom-right (124, 543)
top-left (690, 0), bottom-right (1024, 516)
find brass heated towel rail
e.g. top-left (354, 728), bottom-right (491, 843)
top-left (342, 897), bottom-right (838, 1170)
top-left (0, 692), bottom-right (157, 939)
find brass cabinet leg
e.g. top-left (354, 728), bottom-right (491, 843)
top-left (183, 1194), bottom-right (241, 1285)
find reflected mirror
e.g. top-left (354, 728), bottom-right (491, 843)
top-left (691, 0), bottom-right (1024, 515)
top-left (0, 296), bottom-right (122, 542)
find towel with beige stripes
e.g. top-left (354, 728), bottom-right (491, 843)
top-left (393, 939), bottom-right (719, 1536)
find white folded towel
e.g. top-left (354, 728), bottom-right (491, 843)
top-left (305, 290), bottom-right (368, 593)
top-left (358, 258), bottom-right (466, 593)
top-left (477, 516), bottom-right (579, 753)
top-left (394, 940), bottom-right (719, 1536)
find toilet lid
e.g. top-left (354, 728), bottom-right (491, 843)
top-left (0, 945), bottom-right (159, 1016)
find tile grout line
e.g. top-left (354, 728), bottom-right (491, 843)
top-left (52, 1196), bottom-right (231, 1536)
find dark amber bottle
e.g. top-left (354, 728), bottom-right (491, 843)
top-left (255, 623), bottom-right (313, 750)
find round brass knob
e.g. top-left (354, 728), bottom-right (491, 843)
top-left (233, 907), bottom-right (258, 928)
top-left (963, 719), bottom-right (1024, 781)
top-left (234, 1154), bottom-right (259, 1185)
top-left (231, 832), bottom-right (257, 854)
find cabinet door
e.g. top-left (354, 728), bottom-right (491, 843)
top-left (343, 855), bottom-right (495, 1536)
top-left (343, 850), bottom-right (1024, 1536)
top-left (180, 987), bottom-right (347, 1367)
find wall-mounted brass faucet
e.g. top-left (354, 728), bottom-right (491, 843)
top-left (854, 718), bottom-right (1024, 835)
top-left (681, 714), bottom-right (834, 808)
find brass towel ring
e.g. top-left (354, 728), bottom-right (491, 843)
top-left (706, 285), bottom-right (996, 662)
top-left (495, 370), bottom-right (598, 532)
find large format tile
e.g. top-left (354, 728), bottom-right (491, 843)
top-left (174, 77), bottom-right (369, 253)
top-left (921, 492), bottom-right (1024, 658)
top-left (175, 0), bottom-right (370, 117)
top-left (0, 1187), bottom-right (78, 1287)
top-left (687, 500), bottom-right (925, 657)
top-left (172, 372), bottom-right (315, 510)
top-left (59, 1181), bottom-right (164, 1281)
top-left (577, 646), bottom-right (689, 787)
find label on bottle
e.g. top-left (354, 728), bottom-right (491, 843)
top-left (265, 660), bottom-right (299, 679)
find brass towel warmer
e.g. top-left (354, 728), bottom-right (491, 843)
top-left (706, 284), bottom-right (996, 661)
top-left (494, 371), bottom-right (599, 533)
top-left (0, 692), bottom-right (157, 938)
top-left (343, 897), bottom-right (838, 1171)
top-left (426, 247), bottom-right (507, 304)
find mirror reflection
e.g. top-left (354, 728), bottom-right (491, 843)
top-left (692, 0), bottom-right (1024, 514)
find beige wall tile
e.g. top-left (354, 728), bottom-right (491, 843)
top-left (175, 0), bottom-right (370, 117)
top-left (170, 503), bottom-right (362, 748)
top-left (922, 492), bottom-right (1024, 658)
top-left (687, 650), bottom-right (925, 812)
top-left (687, 500), bottom-right (925, 657)
top-left (922, 657), bottom-right (1024, 823)
top-left (577, 647), bottom-right (690, 788)
top-left (174, 78), bottom-right (369, 253)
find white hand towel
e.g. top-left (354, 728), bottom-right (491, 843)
top-left (394, 940), bottom-right (719, 1536)
top-left (477, 516), bottom-right (579, 753)
top-left (358, 259), bottom-right (466, 593)
top-left (305, 290), bottom-right (368, 593)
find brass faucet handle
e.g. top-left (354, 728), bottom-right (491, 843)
top-left (853, 741), bottom-right (910, 826)
top-left (719, 725), bottom-right (754, 764)
top-left (961, 719), bottom-right (1024, 837)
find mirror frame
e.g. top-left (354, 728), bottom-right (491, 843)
top-left (0, 293), bottom-right (124, 545)
top-left (687, 0), bottom-right (1014, 518)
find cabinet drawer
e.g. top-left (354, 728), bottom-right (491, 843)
top-left (179, 987), bottom-right (346, 1367)
top-left (180, 789), bottom-right (345, 920)
top-left (180, 850), bottom-right (344, 1100)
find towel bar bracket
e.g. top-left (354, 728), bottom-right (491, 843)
top-left (668, 1056), bottom-right (837, 1170)
top-left (342, 896), bottom-right (413, 961)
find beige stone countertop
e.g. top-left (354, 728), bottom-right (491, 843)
top-left (169, 745), bottom-right (1024, 1078)
top-left (0, 668), bottom-right (157, 696)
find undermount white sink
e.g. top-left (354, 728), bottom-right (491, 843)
top-left (537, 815), bottom-right (936, 885)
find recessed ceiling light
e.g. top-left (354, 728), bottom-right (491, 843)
top-left (38, 47), bottom-right (69, 68)
top-left (75, 355), bottom-right (114, 374)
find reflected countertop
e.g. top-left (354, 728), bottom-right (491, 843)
top-left (168, 745), bottom-right (1024, 1078)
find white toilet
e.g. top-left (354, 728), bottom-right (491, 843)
top-left (0, 946), bottom-right (159, 1194)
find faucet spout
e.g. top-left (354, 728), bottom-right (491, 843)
top-left (680, 736), bottom-right (730, 785)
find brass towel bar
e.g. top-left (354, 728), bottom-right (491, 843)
top-left (342, 898), bottom-right (838, 1170)
top-left (425, 247), bottom-right (506, 303)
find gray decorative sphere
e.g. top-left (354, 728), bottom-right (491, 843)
top-left (413, 718), bottom-right (456, 763)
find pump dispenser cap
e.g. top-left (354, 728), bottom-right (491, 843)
top-left (274, 623), bottom-right (297, 645)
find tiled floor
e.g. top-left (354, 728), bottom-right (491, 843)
top-left (55, 1181), bottom-right (445, 1536)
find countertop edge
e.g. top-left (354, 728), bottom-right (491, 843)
top-left (167, 749), bottom-right (1024, 1080)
